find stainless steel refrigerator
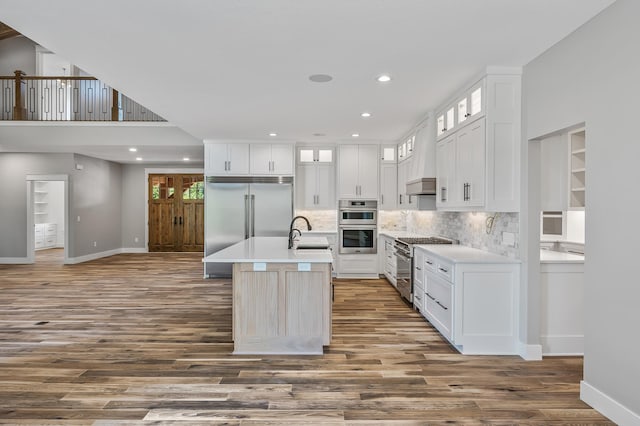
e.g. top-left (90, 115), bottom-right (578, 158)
top-left (204, 176), bottom-right (293, 277)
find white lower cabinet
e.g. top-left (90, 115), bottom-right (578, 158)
top-left (337, 253), bottom-right (378, 279)
top-left (415, 245), bottom-right (520, 355)
top-left (378, 234), bottom-right (397, 286)
top-left (35, 223), bottom-right (57, 250)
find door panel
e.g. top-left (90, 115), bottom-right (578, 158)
top-left (149, 174), bottom-right (204, 252)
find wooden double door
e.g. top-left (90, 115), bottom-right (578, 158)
top-left (148, 174), bottom-right (204, 252)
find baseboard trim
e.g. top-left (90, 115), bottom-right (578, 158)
top-left (541, 334), bottom-right (584, 356)
top-left (517, 341), bottom-right (543, 360)
top-left (0, 257), bottom-right (32, 264)
top-left (65, 248), bottom-right (122, 264)
top-left (121, 248), bottom-right (148, 254)
top-left (581, 380), bottom-right (640, 425)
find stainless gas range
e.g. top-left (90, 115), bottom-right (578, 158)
top-left (394, 236), bottom-right (457, 304)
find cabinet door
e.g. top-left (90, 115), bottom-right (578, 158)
top-left (296, 164), bottom-right (316, 209)
top-left (379, 163), bottom-right (397, 210)
top-left (315, 163), bottom-right (335, 209)
top-left (337, 145), bottom-right (360, 199)
top-left (436, 135), bottom-right (456, 208)
top-left (250, 144), bottom-right (272, 175)
top-left (357, 145), bottom-right (379, 199)
top-left (456, 119), bottom-right (485, 207)
top-left (397, 160), bottom-right (407, 207)
top-left (270, 144), bottom-right (294, 175)
top-left (205, 143), bottom-right (230, 175)
top-left (228, 143), bottom-right (250, 175)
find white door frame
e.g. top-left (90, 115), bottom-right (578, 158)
top-left (26, 174), bottom-right (70, 264)
top-left (144, 168), bottom-right (204, 251)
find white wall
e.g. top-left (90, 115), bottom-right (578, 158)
top-left (0, 36), bottom-right (36, 75)
top-left (47, 180), bottom-right (65, 246)
top-left (0, 153), bottom-right (74, 258)
top-left (70, 154), bottom-right (122, 257)
top-left (524, 0), bottom-right (640, 420)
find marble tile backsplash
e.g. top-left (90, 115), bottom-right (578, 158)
top-left (378, 211), bottom-right (407, 232)
top-left (407, 211), bottom-right (520, 258)
top-left (294, 210), bottom-right (337, 231)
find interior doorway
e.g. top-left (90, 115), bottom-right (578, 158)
top-left (26, 174), bottom-right (69, 264)
top-left (148, 174), bottom-right (204, 252)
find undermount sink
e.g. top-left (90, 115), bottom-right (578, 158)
top-left (294, 237), bottom-right (329, 250)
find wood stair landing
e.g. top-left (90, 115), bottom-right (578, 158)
top-left (0, 252), bottom-right (612, 424)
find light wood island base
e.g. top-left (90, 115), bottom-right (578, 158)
top-left (232, 262), bottom-right (332, 355)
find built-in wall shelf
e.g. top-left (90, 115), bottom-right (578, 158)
top-left (569, 129), bottom-right (586, 210)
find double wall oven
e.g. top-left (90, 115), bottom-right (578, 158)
top-left (338, 200), bottom-right (377, 254)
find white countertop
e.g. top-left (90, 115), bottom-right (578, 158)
top-left (203, 237), bottom-right (333, 264)
top-left (379, 230), bottom-right (427, 239)
top-left (415, 244), bottom-right (521, 264)
top-left (540, 249), bottom-right (585, 264)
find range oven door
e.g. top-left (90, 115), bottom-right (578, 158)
top-left (395, 248), bottom-right (412, 303)
top-left (339, 226), bottom-right (377, 254)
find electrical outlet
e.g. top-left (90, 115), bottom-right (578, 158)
top-left (77, 216), bottom-right (81, 222)
top-left (93, 241), bottom-right (97, 247)
top-left (134, 237), bottom-right (139, 243)
top-left (502, 232), bottom-right (516, 247)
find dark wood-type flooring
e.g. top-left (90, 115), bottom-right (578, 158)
top-left (0, 249), bottom-right (612, 425)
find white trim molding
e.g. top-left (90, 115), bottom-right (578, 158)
top-left (121, 248), bottom-right (148, 254)
top-left (0, 257), bottom-right (32, 264)
top-left (65, 248), bottom-right (122, 265)
top-left (581, 381), bottom-right (640, 426)
top-left (518, 341), bottom-right (543, 361)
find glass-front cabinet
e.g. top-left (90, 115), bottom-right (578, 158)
top-left (437, 79), bottom-right (485, 140)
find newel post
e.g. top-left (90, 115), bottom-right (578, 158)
top-left (111, 88), bottom-right (119, 121)
top-left (13, 70), bottom-right (26, 120)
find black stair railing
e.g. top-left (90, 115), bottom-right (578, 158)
top-left (0, 69), bottom-right (165, 122)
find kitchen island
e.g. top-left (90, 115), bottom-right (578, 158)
top-left (203, 237), bottom-right (333, 355)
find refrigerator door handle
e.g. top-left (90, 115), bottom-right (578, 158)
top-left (251, 194), bottom-right (256, 237)
top-left (244, 194), bottom-right (250, 239)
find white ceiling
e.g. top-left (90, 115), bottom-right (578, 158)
top-left (0, 0), bottom-right (616, 162)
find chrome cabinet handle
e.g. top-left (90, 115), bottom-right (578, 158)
top-left (438, 267), bottom-right (448, 273)
top-left (416, 266), bottom-right (421, 270)
top-left (436, 301), bottom-right (448, 310)
top-left (426, 293), bottom-right (435, 301)
top-left (426, 260), bottom-right (433, 265)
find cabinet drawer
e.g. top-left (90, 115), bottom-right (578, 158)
top-left (413, 289), bottom-right (424, 311)
top-left (435, 259), bottom-right (454, 282)
top-left (35, 240), bottom-right (45, 249)
top-left (424, 255), bottom-right (437, 272)
top-left (45, 223), bottom-right (57, 232)
top-left (45, 237), bottom-right (57, 246)
top-left (425, 271), bottom-right (453, 342)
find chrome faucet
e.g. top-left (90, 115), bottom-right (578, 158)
top-left (288, 216), bottom-right (312, 249)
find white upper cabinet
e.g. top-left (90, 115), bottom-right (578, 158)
top-left (205, 142), bottom-right (250, 175)
top-left (455, 119), bottom-right (485, 207)
top-left (337, 144), bottom-right (379, 199)
top-left (434, 70), bottom-right (521, 212)
top-left (437, 81), bottom-right (485, 141)
top-left (379, 144), bottom-right (397, 210)
top-left (250, 144), bottom-right (294, 175)
top-left (298, 147), bottom-right (334, 164)
top-left (296, 146), bottom-right (335, 210)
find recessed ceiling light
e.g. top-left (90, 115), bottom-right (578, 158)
top-left (376, 74), bottom-right (392, 83)
top-left (135, 157), bottom-right (142, 161)
top-left (361, 112), bottom-right (372, 118)
top-left (352, 133), bottom-right (360, 138)
top-left (309, 74), bottom-right (333, 83)
top-left (129, 147), bottom-right (137, 152)
top-left (183, 157), bottom-right (190, 161)
top-left (269, 133), bottom-right (277, 137)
